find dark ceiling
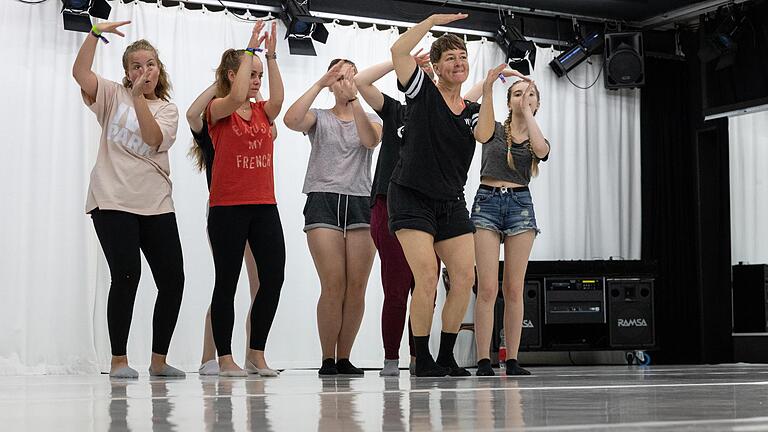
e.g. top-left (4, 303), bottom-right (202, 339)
top-left (425, 0), bottom-right (710, 22)
top-left (224, 0), bottom-right (718, 23)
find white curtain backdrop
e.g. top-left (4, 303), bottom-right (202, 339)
top-left (0, 0), bottom-right (640, 374)
top-left (729, 110), bottom-right (768, 265)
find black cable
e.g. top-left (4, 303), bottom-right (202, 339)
top-left (564, 61), bottom-right (604, 90)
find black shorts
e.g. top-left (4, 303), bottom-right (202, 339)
top-left (387, 182), bottom-right (475, 242)
top-left (303, 192), bottom-right (371, 232)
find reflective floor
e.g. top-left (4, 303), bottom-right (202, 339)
top-left (3, 364), bottom-right (768, 431)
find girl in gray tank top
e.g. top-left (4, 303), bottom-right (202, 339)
top-left (471, 79), bottom-right (550, 377)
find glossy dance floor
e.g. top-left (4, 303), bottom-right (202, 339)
top-left (4, 364), bottom-right (768, 431)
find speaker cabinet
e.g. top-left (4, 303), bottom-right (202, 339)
top-left (520, 280), bottom-right (542, 349)
top-left (733, 264), bottom-right (768, 332)
top-left (604, 32), bottom-right (645, 89)
top-left (608, 278), bottom-right (655, 347)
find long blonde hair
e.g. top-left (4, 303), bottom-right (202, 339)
top-left (188, 137), bottom-right (206, 172)
top-left (121, 39), bottom-right (172, 101)
top-left (504, 80), bottom-right (541, 177)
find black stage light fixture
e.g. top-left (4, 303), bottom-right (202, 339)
top-left (61, 0), bottom-right (111, 33)
top-left (495, 15), bottom-right (536, 75)
top-left (549, 30), bottom-right (604, 77)
top-left (698, 7), bottom-right (746, 71)
top-left (280, 0), bottom-right (328, 56)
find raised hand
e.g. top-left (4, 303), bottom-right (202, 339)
top-left (428, 13), bottom-right (469, 26)
top-left (520, 80), bottom-right (537, 114)
top-left (130, 67), bottom-right (156, 97)
top-left (500, 69), bottom-right (531, 81)
top-left (264, 21), bottom-right (278, 54)
top-left (412, 48), bottom-right (430, 66)
top-left (248, 20), bottom-right (266, 50)
top-left (316, 62), bottom-right (345, 88)
top-left (484, 63), bottom-right (508, 91)
top-left (337, 67), bottom-right (359, 101)
top-left (94, 20), bottom-right (131, 37)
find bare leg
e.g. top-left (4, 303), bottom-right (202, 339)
top-left (502, 231), bottom-right (535, 360)
top-left (307, 228), bottom-right (347, 360)
top-left (474, 229), bottom-right (502, 361)
top-left (336, 229), bottom-right (376, 359)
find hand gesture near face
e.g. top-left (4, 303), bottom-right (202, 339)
top-left (520, 80), bottom-right (538, 114)
top-left (337, 67), bottom-right (359, 101)
top-left (316, 62), bottom-right (345, 88)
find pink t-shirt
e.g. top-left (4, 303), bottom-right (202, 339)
top-left (82, 75), bottom-right (179, 215)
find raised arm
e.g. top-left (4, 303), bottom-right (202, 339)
top-left (464, 68), bottom-right (526, 103)
top-left (72, 21), bottom-right (131, 101)
top-left (390, 14), bottom-right (467, 87)
top-left (355, 50), bottom-right (431, 111)
top-left (261, 22), bottom-right (284, 122)
top-left (209, 21), bottom-right (265, 125)
top-left (283, 62), bottom-right (345, 133)
top-left (462, 80), bottom-right (484, 103)
top-left (474, 64), bottom-right (507, 144)
top-left (186, 83), bottom-right (217, 133)
top-left (338, 68), bottom-right (382, 149)
top-left (521, 80), bottom-right (548, 158)
top-left (353, 61), bottom-right (393, 112)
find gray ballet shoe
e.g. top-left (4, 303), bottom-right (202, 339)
top-left (149, 364), bottom-right (186, 378)
top-left (110, 366), bottom-right (139, 379)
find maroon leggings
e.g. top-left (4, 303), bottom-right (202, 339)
top-left (371, 195), bottom-right (415, 359)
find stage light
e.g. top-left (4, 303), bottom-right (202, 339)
top-left (549, 30), bottom-right (604, 77)
top-left (61, 0), bottom-right (111, 33)
top-left (698, 7), bottom-right (746, 71)
top-left (280, 0), bottom-right (328, 56)
top-left (495, 15), bottom-right (536, 75)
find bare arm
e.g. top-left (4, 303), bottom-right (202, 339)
top-left (353, 61), bottom-right (393, 112)
top-left (352, 102), bottom-right (383, 149)
top-left (72, 21), bottom-right (131, 102)
top-left (474, 64), bottom-right (508, 144)
top-left (518, 81), bottom-right (548, 157)
top-left (209, 21), bottom-right (265, 125)
top-left (390, 14), bottom-right (467, 87)
top-left (186, 83), bottom-right (217, 133)
top-left (462, 80), bottom-right (484, 103)
top-left (261, 22), bottom-right (284, 122)
top-left (338, 68), bottom-right (382, 148)
top-left (283, 62), bottom-right (345, 133)
top-left (133, 94), bottom-right (164, 149)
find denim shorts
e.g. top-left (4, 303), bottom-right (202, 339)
top-left (470, 185), bottom-right (540, 240)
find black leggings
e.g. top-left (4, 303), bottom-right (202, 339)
top-left (208, 204), bottom-right (286, 355)
top-left (91, 209), bottom-right (185, 356)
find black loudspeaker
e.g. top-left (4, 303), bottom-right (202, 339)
top-left (604, 32), bottom-right (645, 89)
top-left (520, 280), bottom-right (542, 349)
top-left (607, 278), bottom-right (655, 347)
top-left (733, 264), bottom-right (768, 332)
